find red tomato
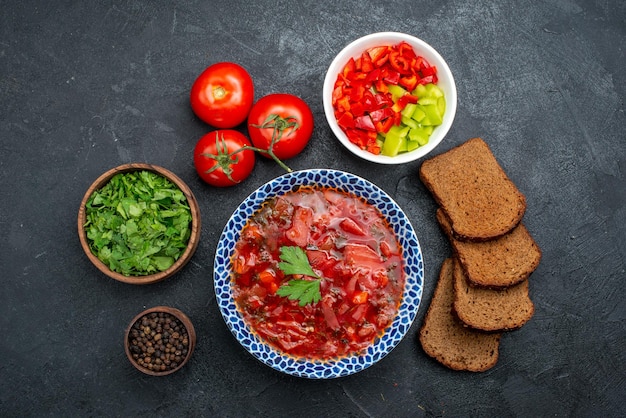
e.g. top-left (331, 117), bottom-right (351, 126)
top-left (247, 93), bottom-right (314, 160)
top-left (190, 62), bottom-right (254, 128)
top-left (193, 130), bottom-right (255, 187)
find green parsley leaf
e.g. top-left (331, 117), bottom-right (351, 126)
top-left (277, 246), bottom-right (320, 279)
top-left (276, 279), bottom-right (321, 306)
top-left (276, 246), bottom-right (322, 306)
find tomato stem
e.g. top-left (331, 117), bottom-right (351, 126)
top-left (240, 144), bottom-right (292, 172)
top-left (249, 113), bottom-right (301, 172)
top-left (254, 114), bottom-right (300, 135)
top-left (202, 132), bottom-right (293, 181)
top-left (201, 111), bottom-right (298, 181)
top-left (200, 133), bottom-right (243, 184)
top-left (212, 85), bottom-right (227, 100)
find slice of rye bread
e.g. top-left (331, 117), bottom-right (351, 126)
top-left (437, 208), bottom-right (542, 288)
top-left (452, 258), bottom-right (535, 332)
top-left (419, 137), bottom-right (527, 242)
top-left (419, 258), bottom-right (501, 372)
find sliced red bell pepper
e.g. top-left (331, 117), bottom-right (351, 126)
top-left (368, 46), bottom-right (388, 64)
top-left (392, 93), bottom-right (418, 112)
top-left (332, 86), bottom-right (343, 106)
top-left (375, 117), bottom-right (394, 134)
top-left (365, 130), bottom-right (378, 146)
top-left (374, 79), bottom-right (388, 93)
top-left (360, 52), bottom-right (374, 73)
top-left (354, 115), bottom-right (376, 132)
top-left (396, 93), bottom-right (418, 108)
top-left (373, 92), bottom-right (393, 107)
top-left (366, 68), bottom-right (381, 83)
top-left (336, 96), bottom-right (351, 113)
top-left (393, 110), bottom-right (402, 126)
top-left (354, 55), bottom-right (362, 72)
top-left (346, 129), bottom-right (377, 151)
top-left (417, 75), bottom-right (436, 85)
top-left (361, 91), bottom-right (376, 112)
top-left (420, 63), bottom-right (437, 77)
top-left (345, 128), bottom-right (359, 142)
top-left (351, 72), bottom-right (367, 83)
top-left (336, 112), bottom-right (355, 129)
top-left (389, 51), bottom-right (411, 75)
top-left (399, 74), bottom-right (418, 91)
top-left (397, 41), bottom-right (417, 60)
top-left (369, 107), bottom-right (395, 123)
top-left (350, 101), bottom-right (365, 117)
top-left (349, 84), bottom-right (366, 102)
top-left (342, 57), bottom-right (356, 77)
top-left (383, 68), bottom-right (400, 85)
top-left (366, 142), bottom-right (381, 155)
top-left (374, 54), bottom-right (389, 68)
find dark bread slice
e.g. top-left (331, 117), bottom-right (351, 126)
top-left (419, 137), bottom-right (526, 242)
top-left (437, 208), bottom-right (542, 288)
top-left (452, 258), bottom-right (535, 332)
top-left (419, 258), bottom-right (501, 372)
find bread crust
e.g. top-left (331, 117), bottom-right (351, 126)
top-left (419, 137), bottom-right (526, 241)
top-left (451, 258), bottom-right (535, 332)
top-left (436, 208), bottom-right (542, 288)
top-left (419, 259), bottom-right (501, 372)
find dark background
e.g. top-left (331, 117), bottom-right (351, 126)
top-left (1, 0), bottom-right (624, 416)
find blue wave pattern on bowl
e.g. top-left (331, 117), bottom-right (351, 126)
top-left (214, 169), bottom-right (424, 379)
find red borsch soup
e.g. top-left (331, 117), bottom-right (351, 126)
top-left (231, 186), bottom-right (405, 360)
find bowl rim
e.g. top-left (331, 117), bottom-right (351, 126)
top-left (213, 168), bottom-right (424, 379)
top-left (323, 31), bottom-right (457, 164)
top-left (77, 163), bottom-right (201, 285)
top-left (124, 305), bottom-right (196, 376)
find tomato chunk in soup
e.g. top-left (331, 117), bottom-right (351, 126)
top-left (231, 186), bottom-right (405, 360)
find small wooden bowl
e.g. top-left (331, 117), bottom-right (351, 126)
top-left (78, 163), bottom-right (201, 284)
top-left (124, 306), bottom-right (196, 376)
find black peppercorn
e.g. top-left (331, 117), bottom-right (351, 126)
top-left (127, 311), bottom-right (191, 374)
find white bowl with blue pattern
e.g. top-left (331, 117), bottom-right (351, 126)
top-left (213, 169), bottom-right (424, 379)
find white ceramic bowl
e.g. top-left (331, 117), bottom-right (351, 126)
top-left (323, 32), bottom-right (457, 164)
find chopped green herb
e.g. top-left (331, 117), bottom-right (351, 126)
top-left (276, 246), bottom-right (322, 306)
top-left (84, 170), bottom-right (192, 276)
top-left (276, 279), bottom-right (321, 306)
top-left (277, 246), bottom-right (320, 278)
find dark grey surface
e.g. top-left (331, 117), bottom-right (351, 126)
top-left (1, 0), bottom-right (624, 416)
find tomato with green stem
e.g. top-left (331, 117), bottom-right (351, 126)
top-left (190, 62), bottom-right (254, 128)
top-left (193, 130), bottom-right (256, 187)
top-left (247, 93), bottom-right (314, 160)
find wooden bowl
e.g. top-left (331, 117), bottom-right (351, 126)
top-left (124, 306), bottom-right (196, 376)
top-left (78, 163), bottom-right (201, 284)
